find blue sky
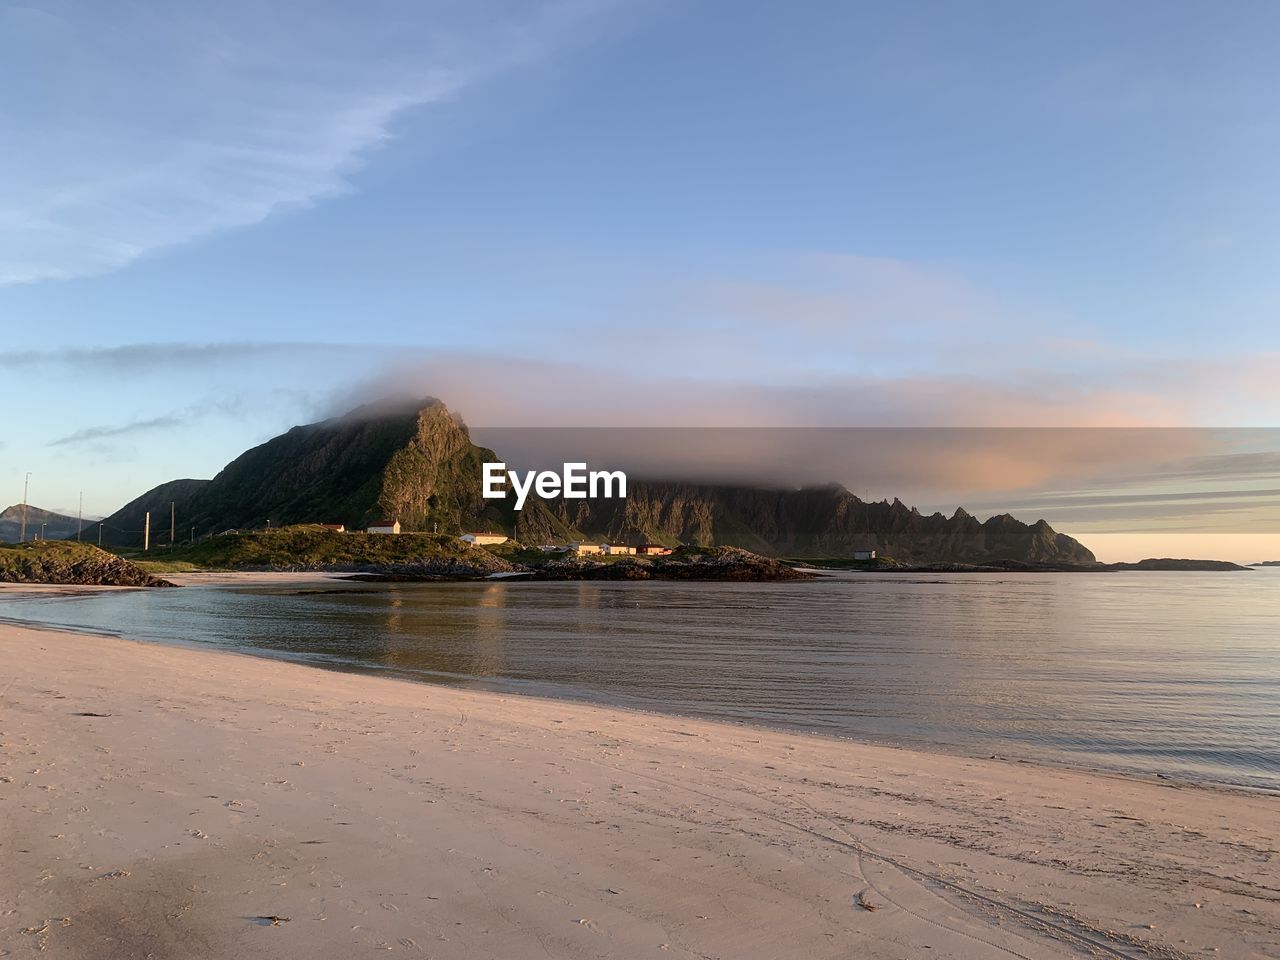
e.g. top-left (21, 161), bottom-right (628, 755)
top-left (2, 1), bottom-right (1278, 556)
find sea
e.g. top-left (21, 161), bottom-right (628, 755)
top-left (3, 569), bottom-right (1277, 791)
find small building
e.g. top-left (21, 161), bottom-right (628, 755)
top-left (853, 549), bottom-right (877, 561)
top-left (320, 523), bottom-right (346, 533)
top-left (604, 544), bottom-right (636, 555)
top-left (367, 520), bottom-right (401, 535)
top-left (460, 532), bottom-right (508, 546)
top-left (637, 543), bottom-right (673, 556)
top-left (568, 542), bottom-right (603, 556)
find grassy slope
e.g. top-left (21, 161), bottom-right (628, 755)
top-left (127, 525), bottom-right (510, 573)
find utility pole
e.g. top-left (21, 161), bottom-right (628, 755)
top-left (98, 525), bottom-right (102, 547)
top-left (144, 511), bottom-right (150, 552)
top-left (20, 472), bottom-right (30, 543)
top-left (170, 501), bottom-right (175, 546)
top-left (77, 491), bottom-right (83, 541)
top-left (190, 526), bottom-right (194, 544)
top-left (39, 522), bottom-right (46, 540)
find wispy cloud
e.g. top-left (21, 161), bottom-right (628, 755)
top-left (50, 416), bottom-right (183, 447)
top-left (0, 341), bottom-right (384, 371)
top-left (0, 1), bottom-right (614, 285)
top-left (43, 387), bottom-right (331, 451)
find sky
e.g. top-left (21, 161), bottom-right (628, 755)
top-left (2, 1), bottom-right (1279, 561)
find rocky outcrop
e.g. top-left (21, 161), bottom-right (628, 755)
top-left (530, 547), bottom-right (812, 581)
top-left (358, 556), bottom-right (514, 579)
top-left (0, 542), bottom-right (174, 586)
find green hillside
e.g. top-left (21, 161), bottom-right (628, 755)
top-left (132, 526), bottom-right (512, 576)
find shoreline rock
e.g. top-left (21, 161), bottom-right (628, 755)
top-left (0, 542), bottom-right (176, 587)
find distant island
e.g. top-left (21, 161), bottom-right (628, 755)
top-left (1107, 558), bottom-right (1251, 572)
top-left (798, 556), bottom-right (1252, 573)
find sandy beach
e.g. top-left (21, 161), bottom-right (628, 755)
top-left (2, 615), bottom-right (1277, 959)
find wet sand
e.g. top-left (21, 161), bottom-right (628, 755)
top-left (1, 616), bottom-right (1277, 959)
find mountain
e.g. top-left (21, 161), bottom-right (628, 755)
top-left (88, 398), bottom-right (1094, 563)
top-left (88, 399), bottom-right (564, 548)
top-left (0, 504), bottom-right (83, 544)
top-left (81, 479), bottom-right (210, 548)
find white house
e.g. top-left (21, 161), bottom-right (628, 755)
top-left (604, 544), bottom-right (636, 555)
top-left (367, 520), bottom-right (401, 535)
top-left (460, 532), bottom-right (508, 546)
top-left (568, 542), bottom-right (603, 556)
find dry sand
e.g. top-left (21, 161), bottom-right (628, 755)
top-left (1, 616), bottom-right (1277, 959)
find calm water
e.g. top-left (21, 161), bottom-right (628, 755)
top-left (3, 571), bottom-right (1279, 790)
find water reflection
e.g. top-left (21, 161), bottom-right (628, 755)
top-left (3, 571), bottom-right (1278, 790)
